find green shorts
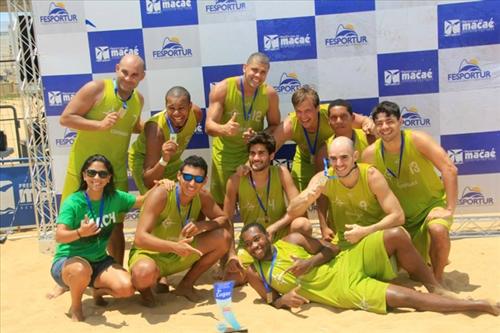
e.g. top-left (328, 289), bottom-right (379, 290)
top-left (128, 243), bottom-right (200, 277)
top-left (333, 230), bottom-right (397, 314)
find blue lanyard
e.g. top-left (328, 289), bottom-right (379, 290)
top-left (113, 79), bottom-right (133, 110)
top-left (84, 192), bottom-right (105, 228)
top-left (166, 114), bottom-right (177, 134)
top-left (302, 112), bottom-right (320, 158)
top-left (257, 247), bottom-right (277, 294)
top-left (381, 131), bottom-right (405, 179)
top-left (240, 77), bottom-right (259, 121)
top-left (249, 170), bottom-right (271, 218)
top-left (175, 184), bottom-right (193, 227)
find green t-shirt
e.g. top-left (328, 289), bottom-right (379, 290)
top-left (238, 166), bottom-right (288, 240)
top-left (323, 163), bottom-right (385, 249)
top-left (53, 190), bottom-right (136, 263)
top-left (290, 103), bottom-right (334, 191)
top-left (372, 130), bottom-right (446, 232)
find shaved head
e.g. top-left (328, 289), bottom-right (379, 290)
top-left (329, 136), bottom-right (355, 156)
top-left (119, 54), bottom-right (145, 72)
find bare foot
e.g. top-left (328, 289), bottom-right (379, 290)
top-left (139, 288), bottom-right (156, 308)
top-left (46, 284), bottom-right (68, 299)
top-left (92, 288), bottom-right (109, 306)
top-left (427, 284), bottom-right (459, 299)
top-left (483, 300), bottom-right (500, 316)
top-left (71, 306), bottom-right (85, 322)
top-left (173, 284), bottom-right (203, 303)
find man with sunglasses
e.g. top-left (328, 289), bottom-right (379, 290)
top-left (287, 136), bottom-right (404, 250)
top-left (362, 101), bottom-right (457, 282)
top-left (129, 155), bottom-right (231, 305)
top-left (129, 86), bottom-right (202, 194)
top-left (59, 54), bottom-right (146, 266)
top-left (205, 52), bottom-right (281, 206)
top-left (223, 132), bottom-right (311, 284)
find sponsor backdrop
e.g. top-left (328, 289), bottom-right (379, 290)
top-left (27, 0), bottom-right (499, 219)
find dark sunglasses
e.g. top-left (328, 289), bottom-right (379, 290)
top-left (86, 169), bottom-right (110, 178)
top-left (323, 158), bottom-right (338, 180)
top-left (181, 172), bottom-right (205, 184)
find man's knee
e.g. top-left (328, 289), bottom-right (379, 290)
top-left (290, 217), bottom-right (312, 236)
top-left (428, 224), bottom-right (449, 242)
top-left (113, 280), bottom-right (135, 298)
top-left (130, 259), bottom-right (159, 288)
top-left (383, 226), bottom-right (410, 243)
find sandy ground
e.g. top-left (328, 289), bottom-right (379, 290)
top-left (1, 232), bottom-right (499, 333)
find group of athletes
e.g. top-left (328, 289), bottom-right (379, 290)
top-left (47, 53), bottom-right (499, 322)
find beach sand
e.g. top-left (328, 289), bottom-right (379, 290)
top-left (1, 233), bottom-right (499, 333)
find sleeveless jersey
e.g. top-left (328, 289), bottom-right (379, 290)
top-left (325, 128), bottom-right (370, 155)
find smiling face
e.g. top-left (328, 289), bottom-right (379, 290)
top-left (82, 161), bottom-right (111, 194)
top-left (328, 105), bottom-right (353, 137)
top-left (327, 137), bottom-right (358, 178)
top-left (248, 143), bottom-right (274, 173)
top-left (373, 112), bottom-right (402, 143)
top-left (166, 94), bottom-right (192, 129)
top-left (115, 55), bottom-right (145, 94)
top-left (242, 60), bottom-right (270, 89)
top-left (177, 165), bottom-right (206, 198)
top-left (295, 96), bottom-right (319, 132)
top-left (241, 226), bottom-right (273, 261)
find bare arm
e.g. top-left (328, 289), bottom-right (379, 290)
top-left (272, 116), bottom-right (293, 152)
top-left (287, 171), bottom-right (327, 218)
top-left (142, 121), bottom-right (171, 189)
top-left (412, 131), bottom-right (458, 215)
top-left (205, 80), bottom-right (238, 137)
top-left (361, 143), bottom-right (376, 164)
top-left (352, 112), bottom-right (375, 135)
top-left (264, 86), bottom-right (280, 133)
top-left (132, 93), bottom-right (145, 134)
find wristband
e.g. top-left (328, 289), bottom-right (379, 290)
top-left (76, 229), bottom-right (82, 239)
top-left (159, 157), bottom-right (168, 167)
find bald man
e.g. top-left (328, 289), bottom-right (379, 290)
top-left (288, 136), bottom-right (404, 250)
top-left (59, 54), bottom-right (146, 265)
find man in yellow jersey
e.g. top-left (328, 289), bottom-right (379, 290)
top-left (362, 101), bottom-right (457, 282)
top-left (129, 156), bottom-right (231, 305)
top-left (129, 86), bottom-right (202, 194)
top-left (223, 132), bottom-right (311, 284)
top-left (205, 52), bottom-right (281, 206)
top-left (272, 87), bottom-right (374, 192)
top-left (240, 223), bottom-right (499, 315)
top-left (59, 54), bottom-right (146, 265)
top-left (314, 99), bottom-right (376, 239)
top-left (287, 136), bottom-right (404, 249)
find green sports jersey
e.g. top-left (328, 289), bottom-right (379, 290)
top-left (210, 76), bottom-right (270, 203)
top-left (253, 232), bottom-right (396, 314)
top-left (238, 166), bottom-right (287, 240)
top-left (325, 128), bottom-right (370, 155)
top-left (290, 103), bottom-right (334, 191)
top-left (323, 163), bottom-right (385, 249)
top-left (131, 184), bottom-right (202, 254)
top-left (53, 190), bottom-right (136, 263)
top-left (129, 109), bottom-right (198, 193)
top-left (65, 79), bottom-right (141, 184)
top-left (372, 130), bottom-right (446, 233)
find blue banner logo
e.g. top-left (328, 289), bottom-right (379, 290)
top-left (273, 72), bottom-right (302, 95)
top-left (325, 24), bottom-right (368, 47)
top-left (401, 106), bottom-right (431, 128)
top-left (205, 0), bottom-right (246, 14)
top-left (55, 128), bottom-right (77, 148)
top-left (39, 2), bottom-right (78, 25)
top-left (447, 58), bottom-right (491, 82)
top-left (88, 30), bottom-right (145, 73)
top-left (442, 131), bottom-right (500, 175)
top-left (257, 17), bottom-right (317, 61)
top-left (42, 74), bottom-right (92, 116)
top-left (153, 37), bottom-right (193, 59)
top-left (438, 1), bottom-right (500, 48)
top-left (458, 186), bottom-right (494, 206)
top-left (141, 0), bottom-right (198, 27)
top-left (378, 51), bottom-right (439, 96)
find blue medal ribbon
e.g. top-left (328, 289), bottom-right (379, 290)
top-left (381, 131), bottom-right (405, 178)
top-left (301, 112), bottom-right (320, 162)
top-left (175, 184), bottom-right (193, 227)
top-left (248, 170), bottom-right (271, 221)
top-left (113, 79), bottom-right (133, 110)
top-left (257, 246), bottom-right (277, 299)
top-left (166, 114), bottom-right (177, 134)
top-left (84, 192), bottom-right (105, 228)
top-left (240, 77), bottom-right (259, 122)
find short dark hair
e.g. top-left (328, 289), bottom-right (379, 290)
top-left (292, 85), bottom-right (320, 108)
top-left (180, 155), bottom-right (208, 177)
top-left (165, 86), bottom-right (191, 103)
top-left (247, 131), bottom-right (276, 154)
top-left (240, 222), bottom-right (267, 243)
top-left (246, 52), bottom-right (270, 67)
top-left (328, 99), bottom-right (353, 116)
top-left (78, 154), bottom-right (115, 196)
top-left (371, 101), bottom-right (401, 120)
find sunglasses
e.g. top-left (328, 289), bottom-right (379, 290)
top-left (323, 158), bottom-right (338, 180)
top-left (86, 169), bottom-right (110, 178)
top-left (181, 172), bottom-right (205, 184)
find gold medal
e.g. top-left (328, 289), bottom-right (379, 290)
top-left (266, 292), bottom-right (273, 304)
top-left (117, 107), bottom-right (127, 119)
top-left (170, 133), bottom-right (178, 143)
top-left (264, 215), bottom-right (270, 224)
top-left (310, 154), bottom-right (315, 164)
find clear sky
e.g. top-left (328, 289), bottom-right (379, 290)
top-left (1, 12), bottom-right (10, 33)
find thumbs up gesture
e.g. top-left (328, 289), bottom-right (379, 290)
top-left (224, 112), bottom-right (240, 137)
